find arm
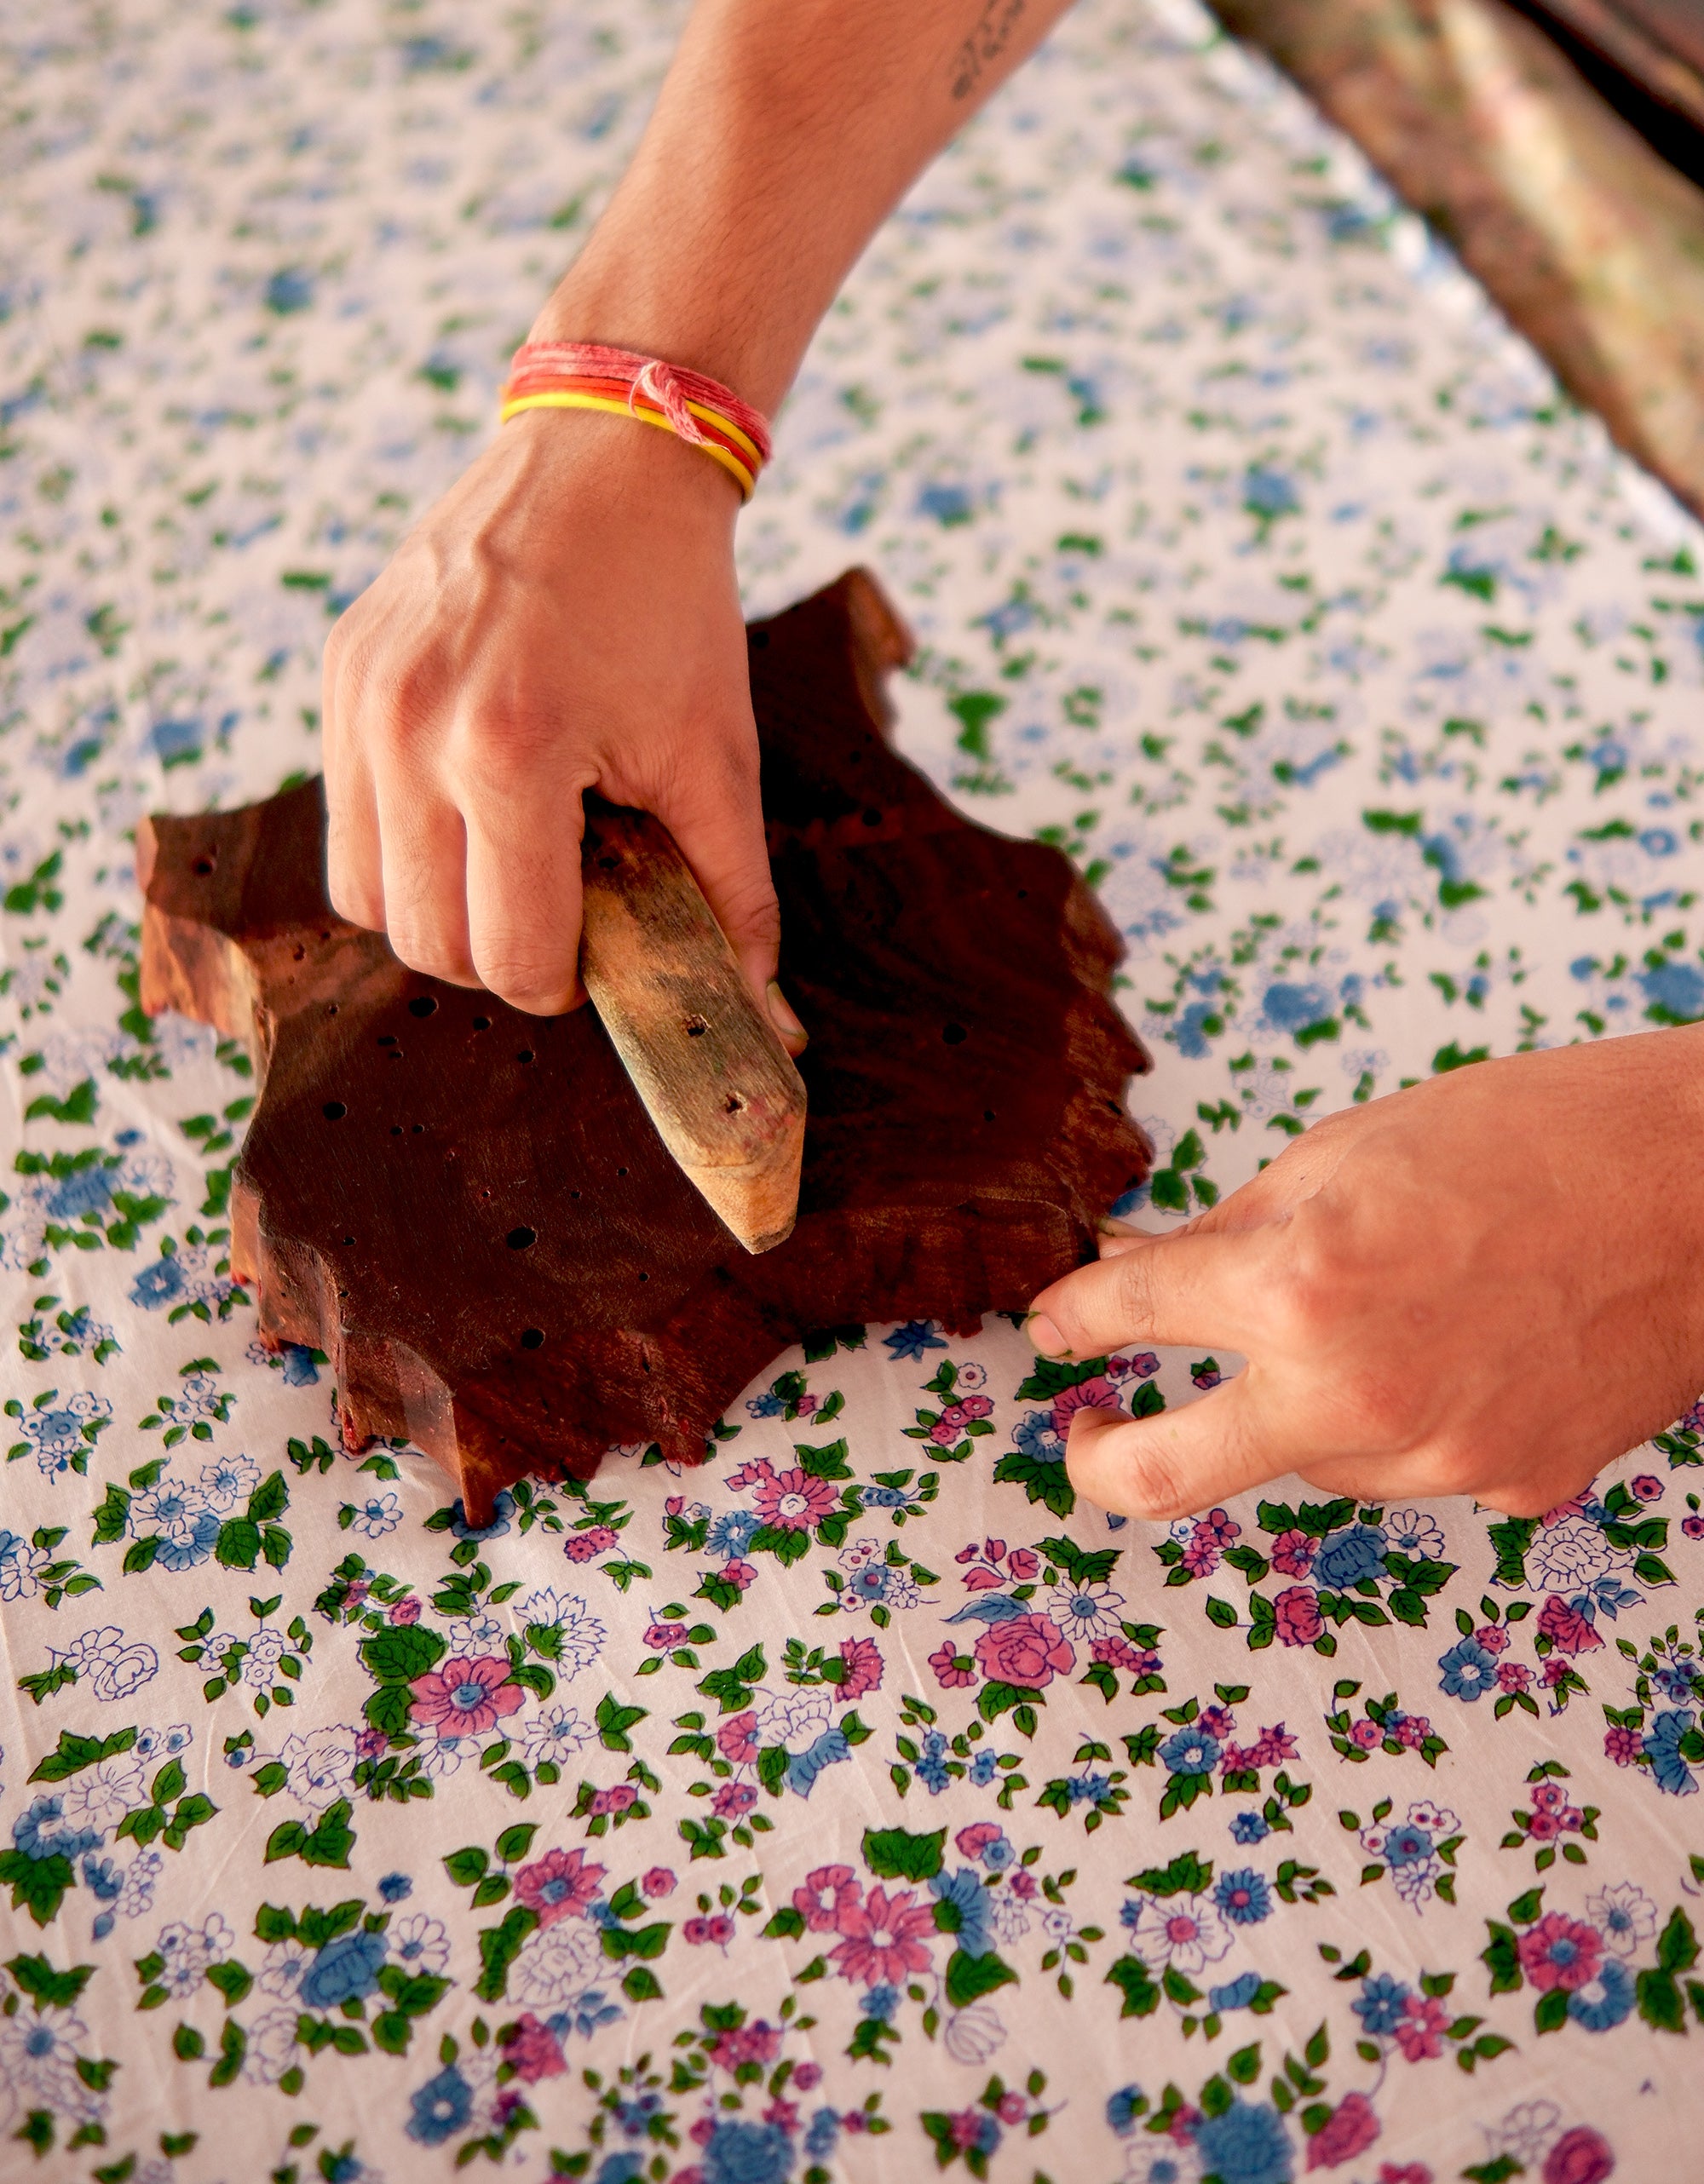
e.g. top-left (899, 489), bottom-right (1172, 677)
top-left (322, 0), bottom-right (1072, 1019)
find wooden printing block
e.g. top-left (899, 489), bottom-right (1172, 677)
top-left (138, 569), bottom-right (1153, 1523)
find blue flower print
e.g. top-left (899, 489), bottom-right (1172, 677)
top-left (1351, 1972), bottom-right (1412, 2036)
top-left (448, 1491), bottom-right (514, 1543)
top-left (1229, 1811), bottom-right (1271, 1845)
top-left (299, 1928), bottom-right (388, 2009)
top-left (377, 1871), bottom-right (412, 1903)
top-left (1160, 1723), bottom-right (1222, 1775)
top-left (1213, 1869), bottom-right (1271, 1924)
top-left (707, 1509), bottom-right (762, 1560)
top-left (152, 1508), bottom-right (222, 1572)
top-left (14, 1795), bottom-right (101, 1865)
top-left (279, 1343), bottom-right (320, 1386)
top-left (1383, 1822), bottom-right (1434, 1866)
top-left (406, 2063), bottom-right (474, 2145)
top-left (746, 1392), bottom-right (786, 1418)
top-left (967, 1749), bottom-right (999, 1788)
top-left (860, 1984), bottom-right (900, 2022)
top-left (1012, 1410), bottom-right (1063, 1461)
top-left (1438, 1637), bottom-right (1500, 1700)
top-left (1568, 1957), bottom-right (1637, 2031)
top-left (803, 2109), bottom-right (840, 2159)
top-left (1107, 2084), bottom-right (1145, 2135)
top-left (930, 1866), bottom-right (993, 1957)
top-left (882, 1320), bottom-right (946, 1361)
top-left (703, 2118), bottom-right (795, 2184)
top-left (1644, 1710), bottom-right (1699, 1796)
top-left (131, 1255), bottom-right (188, 1309)
top-left (1313, 1525), bottom-right (1388, 1589)
top-left (1191, 2098), bottom-right (1293, 2184)
top-left (916, 1730), bottom-right (951, 1793)
top-left (593, 2158), bottom-right (645, 2184)
top-left (1209, 1972), bottom-right (1264, 2011)
top-left (978, 1831), bottom-right (1014, 1869)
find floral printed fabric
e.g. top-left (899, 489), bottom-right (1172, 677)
top-left (3, 0), bottom-right (1704, 2175)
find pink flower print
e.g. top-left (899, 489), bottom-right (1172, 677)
top-left (996, 2092), bottom-right (1028, 2125)
top-left (1182, 1531), bottom-right (1222, 1578)
top-left (1518, 1911), bottom-right (1603, 1992)
top-left (1109, 1351), bottom-right (1160, 1381)
top-left (1378, 2168), bottom-right (1434, 2184)
top-left (1541, 2126), bottom-right (1615, 2184)
top-left (722, 1560), bottom-right (757, 1591)
top-left (564, 1526), bottom-right (618, 1562)
top-left (1218, 1743), bottom-right (1257, 1774)
top-left (1092, 1635), bottom-right (1161, 1676)
top-left (1531, 1782), bottom-right (1568, 1814)
top-left (502, 2013), bottom-right (567, 2083)
top-left (1604, 1725), bottom-right (1644, 1765)
top-left (751, 1467), bottom-right (838, 1532)
top-left (1051, 1376), bottom-right (1123, 1434)
top-left (712, 1782), bottom-right (758, 1819)
top-left (642, 1867), bottom-right (676, 1898)
top-left (684, 1913), bottom-right (736, 1946)
top-left (972, 1612), bottom-right (1075, 1689)
top-left (1008, 1870), bottom-right (1037, 1900)
top-left (1006, 1549), bottom-right (1039, 1580)
top-left (828, 1884), bottom-right (937, 1987)
top-left (1199, 1706), bottom-right (1235, 1741)
top-left (1539, 1489), bottom-right (1594, 1527)
top-left (1527, 1809), bottom-right (1562, 1841)
top-left (1252, 1723), bottom-right (1298, 1766)
top-left (1270, 1529), bottom-right (1317, 1578)
top-left (665, 1495), bottom-right (684, 1516)
top-left (717, 1711), bottom-right (760, 1764)
top-left (514, 1847), bottom-right (605, 1927)
top-left (837, 1635), bottom-right (884, 1700)
top-left (1307, 2090), bottom-right (1380, 2169)
top-left (794, 1864), bottom-right (860, 1932)
top-left (795, 1392), bottom-right (820, 1416)
top-left (764, 2099), bottom-right (800, 2133)
top-left (355, 1726), bottom-right (389, 1762)
top-left (1631, 1474), bottom-right (1663, 1502)
top-left (948, 2110), bottom-right (985, 2151)
top-left (982, 1538), bottom-right (1006, 1563)
top-left (1684, 1514), bottom-right (1704, 1539)
top-left (1200, 1508), bottom-right (1241, 1547)
top-left (1274, 1587), bottom-right (1323, 1647)
top-left (1474, 1624), bottom-right (1509, 1654)
top-left (929, 1417), bottom-right (963, 1446)
top-left (710, 2020), bottom-right (782, 2072)
top-left (407, 1655), bottom-right (525, 1738)
top-left (1350, 1719), bottom-right (1381, 1750)
top-left (793, 2062), bottom-right (822, 2091)
top-left (1558, 1804), bottom-right (1584, 1833)
top-left (388, 1594), bottom-right (422, 1624)
top-left (961, 1396), bottom-right (993, 1418)
top-left (955, 1823), bottom-right (1002, 1859)
top-left (940, 1404), bottom-right (970, 1428)
top-left (1394, 1993), bottom-right (1449, 2060)
top-left (1497, 1661), bottom-right (1533, 1693)
top-left (589, 1785), bottom-right (637, 1818)
top-left (961, 1564), bottom-right (1006, 1591)
top-left (644, 1620), bottom-right (688, 1649)
top-left (1538, 1595), bottom-right (1603, 1654)
top-left (1540, 1656), bottom-right (1574, 1687)
top-left (929, 1642), bottom-right (976, 1689)
top-left (1393, 1716), bottom-right (1430, 1748)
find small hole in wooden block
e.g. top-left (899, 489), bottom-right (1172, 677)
top-left (390, 1124), bottom-right (402, 1135)
top-left (638, 1271), bottom-right (649, 1283)
top-left (473, 1015), bottom-right (491, 1032)
top-left (377, 1033), bottom-right (396, 1047)
top-left (724, 1093), bottom-right (746, 1114)
top-left (342, 1235), bottom-right (354, 1246)
top-left (516, 1049), bottom-right (534, 1065)
top-left (751, 628), bottom-right (769, 649)
top-left (862, 808), bottom-right (881, 826)
top-left (520, 1327), bottom-right (544, 1349)
top-left (684, 1014), bottom-right (708, 1037)
top-left (507, 1226), bottom-right (536, 1250)
top-left (389, 1049), bottom-right (403, 1061)
top-left (323, 1101), bottom-right (347, 1120)
top-left (193, 856), bottom-right (215, 876)
top-left (411, 1124), bottom-right (423, 1134)
top-left (942, 1023), bottom-right (967, 1045)
top-left (617, 1166), bottom-right (628, 1178)
top-left (984, 1109), bottom-right (996, 1122)
top-left (293, 945), bottom-right (305, 961)
top-left (325, 1003), bottom-right (338, 1015)
top-left (570, 1189), bottom-right (581, 1199)
top-left (409, 995), bottom-right (437, 1018)
top-left (597, 853), bottom-right (619, 871)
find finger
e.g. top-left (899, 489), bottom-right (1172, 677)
top-left (321, 638), bottom-right (386, 933)
top-left (649, 757), bottom-right (793, 1044)
top-left (463, 782), bottom-right (585, 1015)
top-left (374, 778), bottom-right (481, 987)
top-left (1066, 1374), bottom-right (1284, 1520)
top-left (1026, 1227), bottom-right (1269, 1360)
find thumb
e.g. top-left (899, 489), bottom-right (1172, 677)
top-left (1066, 1372), bottom-right (1283, 1522)
top-left (653, 761), bottom-right (804, 1055)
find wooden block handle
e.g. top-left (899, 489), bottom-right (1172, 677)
top-left (579, 796), bottom-right (807, 1253)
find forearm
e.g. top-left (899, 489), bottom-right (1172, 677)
top-left (531, 0), bottom-right (1074, 410)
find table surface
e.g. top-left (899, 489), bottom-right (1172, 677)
top-left (3, 1), bottom-right (1703, 2177)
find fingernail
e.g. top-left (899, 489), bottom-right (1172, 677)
top-left (1025, 1312), bottom-right (1070, 1359)
top-left (1098, 1216), bottom-right (1139, 1236)
top-left (767, 980), bottom-right (808, 1051)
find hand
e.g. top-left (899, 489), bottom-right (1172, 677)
top-left (1026, 1027), bottom-right (1704, 1520)
top-left (322, 408), bottom-right (801, 1037)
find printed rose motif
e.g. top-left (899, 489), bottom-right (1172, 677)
top-left (1537, 1596), bottom-right (1603, 1655)
top-left (513, 1847), bottom-right (605, 1928)
top-left (1542, 2126), bottom-right (1615, 2184)
top-left (1517, 1912), bottom-right (1603, 1993)
top-left (1274, 1585), bottom-right (1324, 1647)
top-left (717, 1712), bottom-right (760, 1765)
top-left (1051, 1376), bottom-right (1123, 1434)
top-left (972, 1612), bottom-right (1075, 1689)
top-left (1307, 2090), bottom-right (1380, 2169)
top-left (1270, 1528), bottom-right (1317, 1578)
top-left (502, 2014), bottom-right (567, 2083)
top-left (406, 1655), bottom-right (525, 1737)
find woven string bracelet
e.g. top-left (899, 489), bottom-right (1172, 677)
top-left (500, 341), bottom-right (773, 499)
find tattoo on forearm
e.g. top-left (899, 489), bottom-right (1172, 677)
top-left (950, 0), bottom-right (1026, 100)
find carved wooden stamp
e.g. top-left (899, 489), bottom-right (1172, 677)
top-left (140, 570), bottom-right (1152, 1522)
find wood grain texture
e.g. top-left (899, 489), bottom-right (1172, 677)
top-left (140, 569), bottom-right (1152, 1523)
top-left (579, 797), bottom-right (805, 1253)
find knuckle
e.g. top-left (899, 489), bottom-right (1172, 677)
top-left (475, 951), bottom-right (575, 1013)
top-left (1108, 1248), bottom-right (1157, 1331)
top-left (388, 928), bottom-right (472, 986)
top-left (1122, 1445), bottom-right (1188, 1522)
